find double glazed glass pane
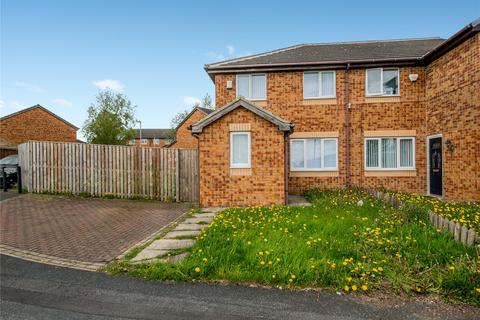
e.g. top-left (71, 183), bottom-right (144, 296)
top-left (306, 139), bottom-right (321, 169)
top-left (366, 139), bottom-right (379, 167)
top-left (367, 69), bottom-right (382, 95)
top-left (237, 75), bottom-right (249, 98)
top-left (381, 138), bottom-right (397, 168)
top-left (383, 69), bottom-right (398, 95)
top-left (232, 134), bottom-right (248, 165)
top-left (321, 72), bottom-right (335, 97)
top-left (304, 72), bottom-right (319, 98)
top-left (251, 75), bottom-right (266, 100)
top-left (400, 139), bottom-right (413, 167)
top-left (323, 140), bottom-right (336, 168)
top-left (291, 140), bottom-right (305, 169)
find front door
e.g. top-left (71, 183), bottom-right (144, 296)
top-left (428, 136), bottom-right (443, 196)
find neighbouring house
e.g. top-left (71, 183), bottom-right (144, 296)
top-left (165, 107), bottom-right (213, 148)
top-left (0, 104), bottom-right (78, 156)
top-left (129, 129), bottom-right (170, 147)
top-left (192, 19), bottom-right (479, 207)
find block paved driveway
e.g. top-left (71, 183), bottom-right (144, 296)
top-left (0, 194), bottom-right (189, 263)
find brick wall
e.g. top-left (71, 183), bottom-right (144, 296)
top-left (425, 34), bottom-right (480, 201)
top-left (168, 109), bottom-right (206, 149)
top-left (214, 67), bottom-right (427, 197)
top-left (132, 138), bottom-right (167, 148)
top-left (0, 107), bottom-right (77, 145)
top-left (199, 107), bottom-right (286, 207)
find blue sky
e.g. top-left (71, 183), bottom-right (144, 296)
top-left (1, 1), bottom-right (479, 140)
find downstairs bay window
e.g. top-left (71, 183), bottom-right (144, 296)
top-left (364, 137), bottom-right (415, 170)
top-left (290, 138), bottom-right (338, 171)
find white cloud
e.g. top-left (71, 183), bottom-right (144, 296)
top-left (15, 81), bottom-right (44, 93)
top-left (226, 45), bottom-right (236, 55)
top-left (205, 51), bottom-right (226, 61)
top-left (92, 79), bottom-right (124, 92)
top-left (182, 96), bottom-right (201, 106)
top-left (52, 98), bottom-right (72, 107)
top-left (9, 100), bottom-right (24, 110)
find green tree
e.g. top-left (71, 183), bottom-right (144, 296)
top-left (201, 93), bottom-right (213, 109)
top-left (166, 93), bottom-right (213, 141)
top-left (82, 90), bottom-right (137, 145)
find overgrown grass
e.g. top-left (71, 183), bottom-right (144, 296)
top-left (389, 191), bottom-right (480, 232)
top-left (107, 189), bottom-right (479, 305)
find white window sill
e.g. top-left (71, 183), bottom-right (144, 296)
top-left (364, 168), bottom-right (415, 171)
top-left (303, 96), bottom-right (336, 100)
top-left (365, 94), bottom-right (400, 98)
top-left (291, 168), bottom-right (339, 172)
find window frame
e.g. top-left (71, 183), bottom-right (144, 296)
top-left (364, 137), bottom-right (415, 171)
top-left (230, 132), bottom-right (251, 169)
top-left (365, 68), bottom-right (400, 97)
top-left (303, 71), bottom-right (336, 99)
top-left (141, 138), bottom-right (148, 145)
top-left (290, 138), bottom-right (338, 171)
top-left (236, 74), bottom-right (267, 101)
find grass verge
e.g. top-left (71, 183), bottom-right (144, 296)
top-left (105, 189), bottom-right (480, 305)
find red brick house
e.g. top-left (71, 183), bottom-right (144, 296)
top-left (0, 104), bottom-right (78, 156)
top-left (166, 106), bottom-right (213, 149)
top-left (129, 129), bottom-right (170, 147)
top-left (192, 19), bottom-right (479, 207)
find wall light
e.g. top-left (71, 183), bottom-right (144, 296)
top-left (408, 74), bottom-right (419, 82)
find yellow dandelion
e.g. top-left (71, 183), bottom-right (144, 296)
top-left (194, 267), bottom-right (201, 273)
top-left (352, 285), bottom-right (358, 291)
top-left (361, 284), bottom-right (368, 291)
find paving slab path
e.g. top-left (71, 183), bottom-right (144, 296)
top-left (131, 207), bottom-right (223, 263)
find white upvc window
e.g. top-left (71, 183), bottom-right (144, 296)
top-left (153, 138), bottom-right (160, 145)
top-left (364, 137), bottom-right (415, 170)
top-left (366, 68), bottom-right (399, 96)
top-left (128, 139), bottom-right (135, 145)
top-left (303, 71), bottom-right (336, 99)
top-left (290, 138), bottom-right (338, 171)
top-left (141, 138), bottom-right (148, 145)
top-left (230, 132), bottom-right (251, 168)
top-left (236, 74), bottom-right (266, 100)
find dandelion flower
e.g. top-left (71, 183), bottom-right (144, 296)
top-left (352, 285), bottom-right (358, 291)
top-left (361, 284), bottom-right (368, 291)
top-left (194, 267), bottom-right (201, 273)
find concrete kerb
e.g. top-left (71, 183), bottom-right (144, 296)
top-left (0, 244), bottom-right (104, 272)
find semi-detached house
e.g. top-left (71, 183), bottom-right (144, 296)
top-left (191, 19), bottom-right (480, 207)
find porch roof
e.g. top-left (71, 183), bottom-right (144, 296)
top-left (190, 97), bottom-right (293, 134)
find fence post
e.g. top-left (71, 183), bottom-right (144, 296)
top-left (175, 149), bottom-right (180, 202)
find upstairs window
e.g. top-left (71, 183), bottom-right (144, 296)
top-left (141, 138), bottom-right (148, 145)
top-left (291, 138), bottom-right (338, 171)
top-left (153, 138), bottom-right (160, 145)
top-left (365, 137), bottom-right (414, 170)
top-left (128, 139), bottom-right (135, 145)
top-left (303, 71), bottom-right (336, 99)
top-left (230, 132), bottom-right (251, 168)
top-left (366, 68), bottom-right (399, 96)
top-left (236, 74), bottom-right (266, 100)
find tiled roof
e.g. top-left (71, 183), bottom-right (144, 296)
top-left (135, 129), bottom-right (170, 139)
top-left (206, 38), bottom-right (444, 70)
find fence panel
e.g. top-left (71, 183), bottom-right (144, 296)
top-left (17, 141), bottom-right (198, 202)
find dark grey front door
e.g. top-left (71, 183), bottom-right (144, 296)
top-left (429, 137), bottom-right (443, 196)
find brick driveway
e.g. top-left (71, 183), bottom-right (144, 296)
top-left (0, 194), bottom-right (190, 263)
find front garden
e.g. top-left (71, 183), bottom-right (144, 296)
top-left (106, 189), bottom-right (480, 306)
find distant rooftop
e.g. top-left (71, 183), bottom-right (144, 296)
top-left (135, 128), bottom-right (170, 139)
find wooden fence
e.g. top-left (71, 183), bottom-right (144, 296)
top-left (18, 141), bottom-right (198, 202)
top-left (369, 190), bottom-right (479, 246)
